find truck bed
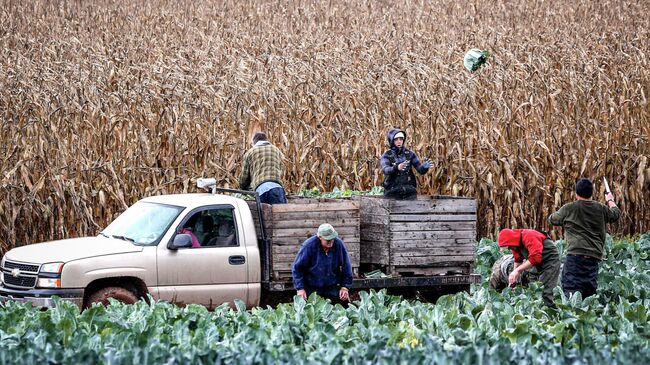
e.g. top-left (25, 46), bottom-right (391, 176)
top-left (246, 193), bottom-right (480, 295)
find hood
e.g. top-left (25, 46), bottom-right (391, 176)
top-left (498, 229), bottom-right (522, 248)
top-left (387, 127), bottom-right (407, 148)
top-left (4, 236), bottom-right (143, 264)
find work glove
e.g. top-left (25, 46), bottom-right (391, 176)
top-left (422, 159), bottom-right (433, 169)
top-left (397, 160), bottom-right (410, 171)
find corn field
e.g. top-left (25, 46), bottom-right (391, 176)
top-left (1, 0), bottom-right (648, 253)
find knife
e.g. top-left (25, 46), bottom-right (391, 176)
top-left (603, 177), bottom-right (611, 195)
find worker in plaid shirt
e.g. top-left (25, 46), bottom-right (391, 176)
top-left (239, 132), bottom-right (287, 204)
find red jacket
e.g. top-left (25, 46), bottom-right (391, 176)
top-left (498, 229), bottom-right (546, 266)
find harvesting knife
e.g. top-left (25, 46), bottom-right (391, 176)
top-left (603, 177), bottom-right (611, 195)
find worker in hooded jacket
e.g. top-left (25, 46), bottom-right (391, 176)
top-left (380, 127), bottom-right (432, 200)
top-left (494, 228), bottom-right (561, 307)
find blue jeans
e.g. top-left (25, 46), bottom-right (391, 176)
top-left (259, 187), bottom-right (287, 204)
top-left (562, 254), bottom-right (600, 298)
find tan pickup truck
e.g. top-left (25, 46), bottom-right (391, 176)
top-left (0, 184), bottom-right (480, 309)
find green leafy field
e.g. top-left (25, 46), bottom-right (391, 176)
top-left (1, 234), bottom-right (649, 364)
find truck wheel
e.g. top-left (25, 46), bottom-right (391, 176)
top-left (88, 286), bottom-right (138, 307)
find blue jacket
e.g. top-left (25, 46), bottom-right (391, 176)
top-left (292, 236), bottom-right (353, 298)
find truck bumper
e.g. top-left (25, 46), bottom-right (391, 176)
top-left (0, 286), bottom-right (84, 308)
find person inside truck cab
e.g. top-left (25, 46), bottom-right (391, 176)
top-left (195, 215), bottom-right (216, 245)
top-left (380, 127), bottom-right (432, 200)
top-left (239, 131), bottom-right (288, 204)
top-left (292, 223), bottom-right (353, 304)
top-left (180, 215), bottom-right (201, 248)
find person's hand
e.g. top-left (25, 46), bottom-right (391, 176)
top-left (605, 192), bottom-right (615, 204)
top-left (422, 158), bottom-right (433, 169)
top-left (398, 161), bottom-right (409, 171)
top-left (508, 269), bottom-right (520, 287)
top-left (339, 287), bottom-right (349, 301)
top-left (297, 289), bottom-right (307, 300)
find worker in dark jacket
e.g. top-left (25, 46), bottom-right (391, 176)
top-left (292, 223), bottom-right (353, 303)
top-left (239, 132), bottom-right (287, 204)
top-left (380, 127), bottom-right (432, 200)
top-left (548, 178), bottom-right (621, 299)
top-left (494, 228), bottom-right (561, 307)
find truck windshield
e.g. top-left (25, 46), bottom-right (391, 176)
top-left (101, 202), bottom-right (184, 246)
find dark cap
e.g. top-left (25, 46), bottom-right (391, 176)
top-left (252, 132), bottom-right (268, 144)
top-left (575, 178), bottom-right (593, 199)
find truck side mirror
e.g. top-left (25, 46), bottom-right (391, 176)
top-left (168, 234), bottom-right (193, 250)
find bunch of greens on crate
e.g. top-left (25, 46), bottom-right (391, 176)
top-left (298, 186), bottom-right (384, 198)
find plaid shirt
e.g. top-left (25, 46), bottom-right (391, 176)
top-left (239, 141), bottom-right (284, 191)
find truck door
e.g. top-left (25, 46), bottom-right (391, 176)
top-left (156, 205), bottom-right (248, 309)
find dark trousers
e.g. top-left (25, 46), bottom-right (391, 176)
top-left (259, 187), bottom-right (287, 204)
top-left (384, 185), bottom-right (417, 200)
top-left (539, 248), bottom-right (561, 307)
top-left (306, 286), bottom-right (349, 307)
top-left (562, 254), bottom-right (600, 299)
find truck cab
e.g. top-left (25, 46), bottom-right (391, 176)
top-left (0, 193), bottom-right (261, 309)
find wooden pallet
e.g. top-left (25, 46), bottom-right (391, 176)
top-left (357, 195), bottom-right (477, 276)
top-left (248, 197), bottom-right (360, 281)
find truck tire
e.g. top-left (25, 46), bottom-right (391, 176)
top-left (87, 286), bottom-right (138, 307)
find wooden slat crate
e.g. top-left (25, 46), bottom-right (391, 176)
top-left (357, 195), bottom-right (477, 276)
top-left (247, 197), bottom-right (360, 281)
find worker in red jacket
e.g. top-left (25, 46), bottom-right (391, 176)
top-left (495, 228), bottom-right (561, 307)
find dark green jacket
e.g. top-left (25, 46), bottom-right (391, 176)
top-left (548, 200), bottom-right (620, 259)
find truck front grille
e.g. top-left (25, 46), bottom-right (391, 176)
top-left (2, 260), bottom-right (39, 289)
top-left (3, 261), bottom-right (39, 274)
top-left (3, 275), bottom-right (37, 289)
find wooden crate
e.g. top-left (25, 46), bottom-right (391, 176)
top-left (247, 197), bottom-right (360, 281)
top-left (357, 195), bottom-right (477, 276)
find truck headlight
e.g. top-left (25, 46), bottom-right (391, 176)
top-left (40, 262), bottom-right (64, 274)
top-left (38, 262), bottom-right (64, 288)
top-left (37, 278), bottom-right (62, 288)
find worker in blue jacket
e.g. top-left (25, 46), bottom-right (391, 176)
top-left (292, 223), bottom-right (353, 303)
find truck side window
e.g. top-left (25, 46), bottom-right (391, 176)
top-left (210, 220), bottom-right (236, 246)
top-left (178, 207), bottom-right (239, 248)
top-left (180, 207), bottom-right (238, 248)
top-left (206, 209), bottom-right (238, 247)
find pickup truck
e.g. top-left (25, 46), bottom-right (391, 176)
top-left (0, 184), bottom-right (480, 309)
